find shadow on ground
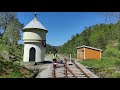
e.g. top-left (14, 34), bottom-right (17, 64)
top-left (40, 61), bottom-right (52, 64)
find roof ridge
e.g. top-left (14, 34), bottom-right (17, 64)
top-left (76, 45), bottom-right (102, 51)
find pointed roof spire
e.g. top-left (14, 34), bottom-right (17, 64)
top-left (34, 12), bottom-right (37, 18)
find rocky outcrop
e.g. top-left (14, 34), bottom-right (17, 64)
top-left (0, 50), bottom-right (9, 60)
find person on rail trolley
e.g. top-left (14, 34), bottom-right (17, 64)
top-left (52, 51), bottom-right (59, 68)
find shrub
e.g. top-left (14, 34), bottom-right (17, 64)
top-left (80, 59), bottom-right (120, 78)
top-left (103, 48), bottom-right (120, 59)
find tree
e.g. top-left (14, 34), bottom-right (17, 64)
top-left (2, 17), bottom-right (24, 47)
top-left (0, 12), bottom-right (16, 33)
top-left (98, 12), bottom-right (120, 22)
top-left (81, 27), bottom-right (92, 46)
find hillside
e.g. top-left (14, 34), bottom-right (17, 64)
top-left (57, 20), bottom-right (120, 78)
top-left (57, 21), bottom-right (120, 58)
top-left (46, 44), bottom-right (59, 54)
top-left (0, 12), bottom-right (33, 78)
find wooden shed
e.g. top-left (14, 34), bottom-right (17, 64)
top-left (76, 45), bottom-right (102, 60)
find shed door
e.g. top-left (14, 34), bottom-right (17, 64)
top-left (80, 50), bottom-right (84, 59)
top-left (29, 47), bottom-right (36, 62)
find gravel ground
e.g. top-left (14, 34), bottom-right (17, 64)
top-left (25, 54), bottom-right (99, 78)
top-left (35, 54), bottom-right (65, 78)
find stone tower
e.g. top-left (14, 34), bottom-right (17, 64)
top-left (22, 13), bottom-right (48, 63)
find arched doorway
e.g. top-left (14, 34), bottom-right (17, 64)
top-left (29, 47), bottom-right (36, 62)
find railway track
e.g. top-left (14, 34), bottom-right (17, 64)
top-left (47, 58), bottom-right (99, 78)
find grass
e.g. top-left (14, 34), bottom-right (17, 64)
top-left (0, 59), bottom-right (32, 78)
top-left (80, 59), bottom-right (120, 78)
top-left (103, 48), bottom-right (120, 59)
top-left (0, 71), bottom-right (23, 78)
top-left (0, 44), bottom-right (32, 78)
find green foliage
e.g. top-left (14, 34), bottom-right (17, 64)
top-left (9, 71), bottom-right (23, 78)
top-left (46, 44), bottom-right (59, 54)
top-left (103, 48), bottom-right (120, 59)
top-left (0, 12), bottom-right (16, 31)
top-left (0, 44), bottom-right (9, 52)
top-left (0, 12), bottom-right (24, 62)
top-left (58, 21), bottom-right (120, 57)
top-left (2, 17), bottom-right (23, 46)
top-left (0, 12), bottom-right (27, 78)
top-left (81, 59), bottom-right (120, 78)
top-left (117, 38), bottom-right (120, 50)
top-left (0, 60), bottom-right (32, 78)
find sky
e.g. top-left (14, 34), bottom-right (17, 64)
top-left (17, 12), bottom-right (117, 46)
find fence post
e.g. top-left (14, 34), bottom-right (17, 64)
top-left (69, 54), bottom-right (73, 65)
top-left (53, 64), bottom-right (56, 78)
top-left (64, 59), bottom-right (68, 78)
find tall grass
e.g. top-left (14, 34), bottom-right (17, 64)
top-left (80, 59), bottom-right (120, 78)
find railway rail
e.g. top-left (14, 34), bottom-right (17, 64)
top-left (49, 58), bottom-right (99, 78)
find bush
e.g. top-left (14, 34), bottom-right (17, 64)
top-left (0, 44), bottom-right (9, 52)
top-left (0, 54), bottom-right (3, 59)
top-left (0, 60), bottom-right (32, 78)
top-left (103, 48), bottom-right (120, 59)
top-left (80, 59), bottom-right (120, 78)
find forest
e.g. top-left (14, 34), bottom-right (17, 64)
top-left (57, 20), bottom-right (120, 58)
